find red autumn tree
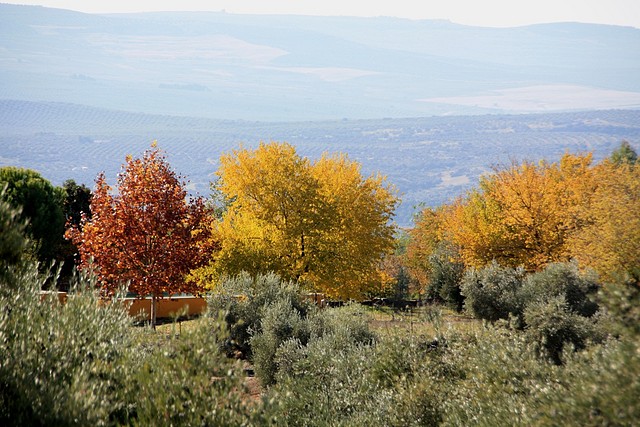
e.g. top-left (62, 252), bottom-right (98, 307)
top-left (66, 144), bottom-right (214, 328)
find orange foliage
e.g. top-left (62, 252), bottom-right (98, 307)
top-left (441, 153), bottom-right (596, 271)
top-left (66, 145), bottom-right (214, 326)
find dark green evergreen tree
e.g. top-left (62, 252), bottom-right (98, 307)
top-left (0, 189), bottom-right (30, 288)
top-left (610, 140), bottom-right (638, 165)
top-left (0, 167), bottom-right (65, 265)
top-left (62, 179), bottom-right (92, 226)
top-left (58, 179), bottom-right (92, 289)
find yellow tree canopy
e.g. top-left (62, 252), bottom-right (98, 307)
top-left (442, 153), bottom-right (596, 271)
top-left (193, 142), bottom-right (399, 299)
top-left (570, 160), bottom-right (640, 284)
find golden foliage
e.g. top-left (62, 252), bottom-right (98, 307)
top-left (404, 207), bottom-right (445, 290)
top-left (441, 153), bottom-right (596, 271)
top-left (194, 142), bottom-right (398, 299)
top-left (409, 148), bottom-right (640, 283)
top-left (570, 161), bottom-right (640, 283)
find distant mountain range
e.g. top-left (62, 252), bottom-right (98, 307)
top-left (1, 3), bottom-right (640, 120)
top-left (2, 100), bottom-right (639, 226)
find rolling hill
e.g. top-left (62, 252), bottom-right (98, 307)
top-left (1, 4), bottom-right (639, 120)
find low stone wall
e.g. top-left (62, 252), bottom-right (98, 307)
top-left (40, 292), bottom-right (207, 320)
top-left (124, 296), bottom-right (207, 320)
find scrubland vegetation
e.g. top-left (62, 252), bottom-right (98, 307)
top-left (1, 140), bottom-right (639, 425)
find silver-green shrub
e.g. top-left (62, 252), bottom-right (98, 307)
top-left (207, 271), bottom-right (311, 359)
top-left (461, 262), bottom-right (604, 364)
top-left (461, 261), bottom-right (526, 323)
top-left (122, 312), bottom-right (252, 426)
top-left (520, 262), bottom-right (599, 317)
top-left (427, 241), bottom-right (466, 311)
top-left (250, 298), bottom-right (310, 386)
top-left (0, 268), bottom-right (133, 425)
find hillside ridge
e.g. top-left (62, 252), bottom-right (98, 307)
top-left (1, 4), bottom-right (639, 120)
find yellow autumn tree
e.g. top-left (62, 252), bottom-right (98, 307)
top-left (311, 152), bottom-right (399, 297)
top-left (570, 160), bottom-right (640, 284)
top-left (442, 153), bottom-right (596, 270)
top-left (441, 189), bottom-right (505, 269)
top-left (193, 142), bottom-right (398, 299)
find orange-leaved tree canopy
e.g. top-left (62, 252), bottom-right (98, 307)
top-left (192, 141), bottom-right (399, 300)
top-left (66, 143), bottom-right (215, 328)
top-left (441, 153), bottom-right (596, 271)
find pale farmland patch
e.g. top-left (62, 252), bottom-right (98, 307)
top-left (420, 85), bottom-right (640, 113)
top-left (439, 170), bottom-right (470, 187)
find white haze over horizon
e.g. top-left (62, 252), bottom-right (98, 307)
top-left (6, 0), bottom-right (640, 29)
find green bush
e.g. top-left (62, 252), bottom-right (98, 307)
top-left (0, 244), bottom-right (255, 426)
top-left (523, 296), bottom-right (599, 364)
top-left (541, 335), bottom-right (640, 425)
top-left (258, 267), bottom-right (638, 426)
top-left (250, 298), bottom-right (310, 386)
top-left (122, 313), bottom-right (252, 426)
top-left (427, 241), bottom-right (465, 311)
top-left (264, 306), bottom-right (449, 425)
top-left (252, 303), bottom-right (375, 388)
top-left (305, 303), bottom-right (376, 348)
top-left (522, 263), bottom-right (603, 364)
top-left (441, 324), bottom-right (564, 425)
top-left (532, 280), bottom-right (640, 424)
top-left (266, 317), bottom-right (454, 426)
top-left (599, 279), bottom-right (640, 337)
top-left (265, 332), bottom-right (378, 425)
top-left (209, 273), bottom-right (377, 389)
top-left (207, 271), bottom-right (311, 359)
top-left (461, 261), bottom-right (526, 323)
top-left (521, 262), bottom-right (599, 318)
top-left (0, 268), bottom-right (133, 425)
top-left (461, 262), bottom-right (605, 364)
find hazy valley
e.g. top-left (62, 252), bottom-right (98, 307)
top-left (1, 3), bottom-right (640, 120)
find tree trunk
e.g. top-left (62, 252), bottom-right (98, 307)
top-left (150, 294), bottom-right (157, 330)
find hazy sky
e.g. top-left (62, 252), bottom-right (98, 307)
top-left (9, 0), bottom-right (640, 28)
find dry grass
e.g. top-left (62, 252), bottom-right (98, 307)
top-left (366, 305), bottom-right (481, 338)
top-left (148, 305), bottom-right (483, 341)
